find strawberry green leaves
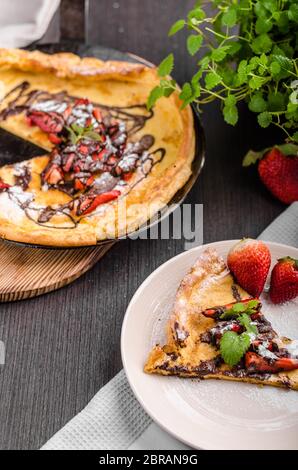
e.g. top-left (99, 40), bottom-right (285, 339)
top-left (242, 143), bottom-right (298, 167)
top-left (147, 0), bottom-right (298, 141)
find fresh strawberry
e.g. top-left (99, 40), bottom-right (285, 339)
top-left (227, 239), bottom-right (271, 297)
top-left (243, 147), bottom-right (298, 204)
top-left (269, 257), bottom-right (298, 304)
top-left (258, 148), bottom-right (298, 204)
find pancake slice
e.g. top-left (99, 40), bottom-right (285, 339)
top-left (144, 248), bottom-right (298, 390)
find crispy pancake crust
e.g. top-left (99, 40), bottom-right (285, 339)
top-left (0, 48), bottom-right (195, 246)
top-left (144, 248), bottom-right (298, 391)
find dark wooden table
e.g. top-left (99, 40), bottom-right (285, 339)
top-left (0, 1), bottom-right (285, 450)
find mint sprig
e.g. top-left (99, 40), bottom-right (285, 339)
top-left (220, 313), bottom-right (258, 367)
top-left (220, 331), bottom-right (250, 368)
top-left (147, 1), bottom-right (298, 144)
top-left (65, 124), bottom-right (102, 145)
top-left (219, 299), bottom-right (260, 320)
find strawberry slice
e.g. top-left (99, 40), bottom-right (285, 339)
top-left (48, 133), bottom-right (62, 145)
top-left (93, 107), bottom-right (102, 122)
top-left (63, 153), bottom-right (75, 173)
top-left (0, 178), bottom-right (10, 191)
top-left (86, 175), bottom-right (95, 187)
top-left (93, 149), bottom-right (108, 161)
top-left (123, 172), bottom-right (133, 182)
top-left (245, 351), bottom-right (298, 373)
top-left (74, 179), bottom-right (85, 191)
top-left (77, 190), bottom-right (120, 216)
top-left (202, 298), bottom-right (261, 319)
top-left (43, 164), bottom-right (64, 185)
top-left (27, 111), bottom-right (64, 134)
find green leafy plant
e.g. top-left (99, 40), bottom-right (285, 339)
top-left (147, 0), bottom-right (298, 143)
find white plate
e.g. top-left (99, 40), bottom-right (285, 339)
top-left (121, 240), bottom-right (298, 450)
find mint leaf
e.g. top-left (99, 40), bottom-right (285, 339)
top-left (199, 56), bottom-right (210, 69)
top-left (220, 299), bottom-right (260, 319)
top-left (158, 54), bottom-right (174, 77)
top-left (227, 42), bottom-right (241, 56)
top-left (251, 33), bottom-right (272, 54)
top-left (249, 93), bottom-right (267, 113)
top-left (223, 96), bottom-right (238, 126)
top-left (237, 60), bottom-right (248, 85)
top-left (249, 76), bottom-right (266, 90)
top-left (220, 331), bottom-right (250, 367)
top-left (84, 131), bottom-right (102, 142)
top-left (187, 34), bottom-right (203, 56)
top-left (255, 17), bottom-right (272, 34)
top-left (187, 7), bottom-right (206, 22)
top-left (211, 46), bottom-right (230, 62)
top-left (179, 83), bottom-right (193, 102)
top-left (270, 61), bottom-right (281, 76)
top-left (258, 111), bottom-right (272, 128)
top-left (239, 313), bottom-right (258, 336)
top-left (288, 4), bottom-right (298, 22)
top-left (268, 91), bottom-right (285, 111)
top-left (168, 20), bottom-right (185, 37)
top-left (222, 8), bottom-right (237, 27)
top-left (205, 72), bottom-right (221, 90)
top-left (147, 85), bottom-right (165, 110)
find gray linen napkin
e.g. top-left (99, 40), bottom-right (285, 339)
top-left (42, 202), bottom-right (298, 450)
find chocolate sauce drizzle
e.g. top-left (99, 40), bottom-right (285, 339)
top-left (0, 81), bottom-right (166, 230)
top-left (0, 81), bottom-right (153, 136)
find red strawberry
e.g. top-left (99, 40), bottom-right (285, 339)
top-left (258, 148), bottom-right (298, 204)
top-left (227, 239), bottom-right (271, 297)
top-left (269, 257), bottom-right (298, 304)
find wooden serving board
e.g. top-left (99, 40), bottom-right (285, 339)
top-left (0, 241), bottom-right (114, 302)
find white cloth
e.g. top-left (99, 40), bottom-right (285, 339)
top-left (0, 0), bottom-right (60, 48)
top-left (42, 203), bottom-right (298, 450)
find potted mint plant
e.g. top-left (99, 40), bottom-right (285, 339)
top-left (148, 1), bottom-right (298, 204)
